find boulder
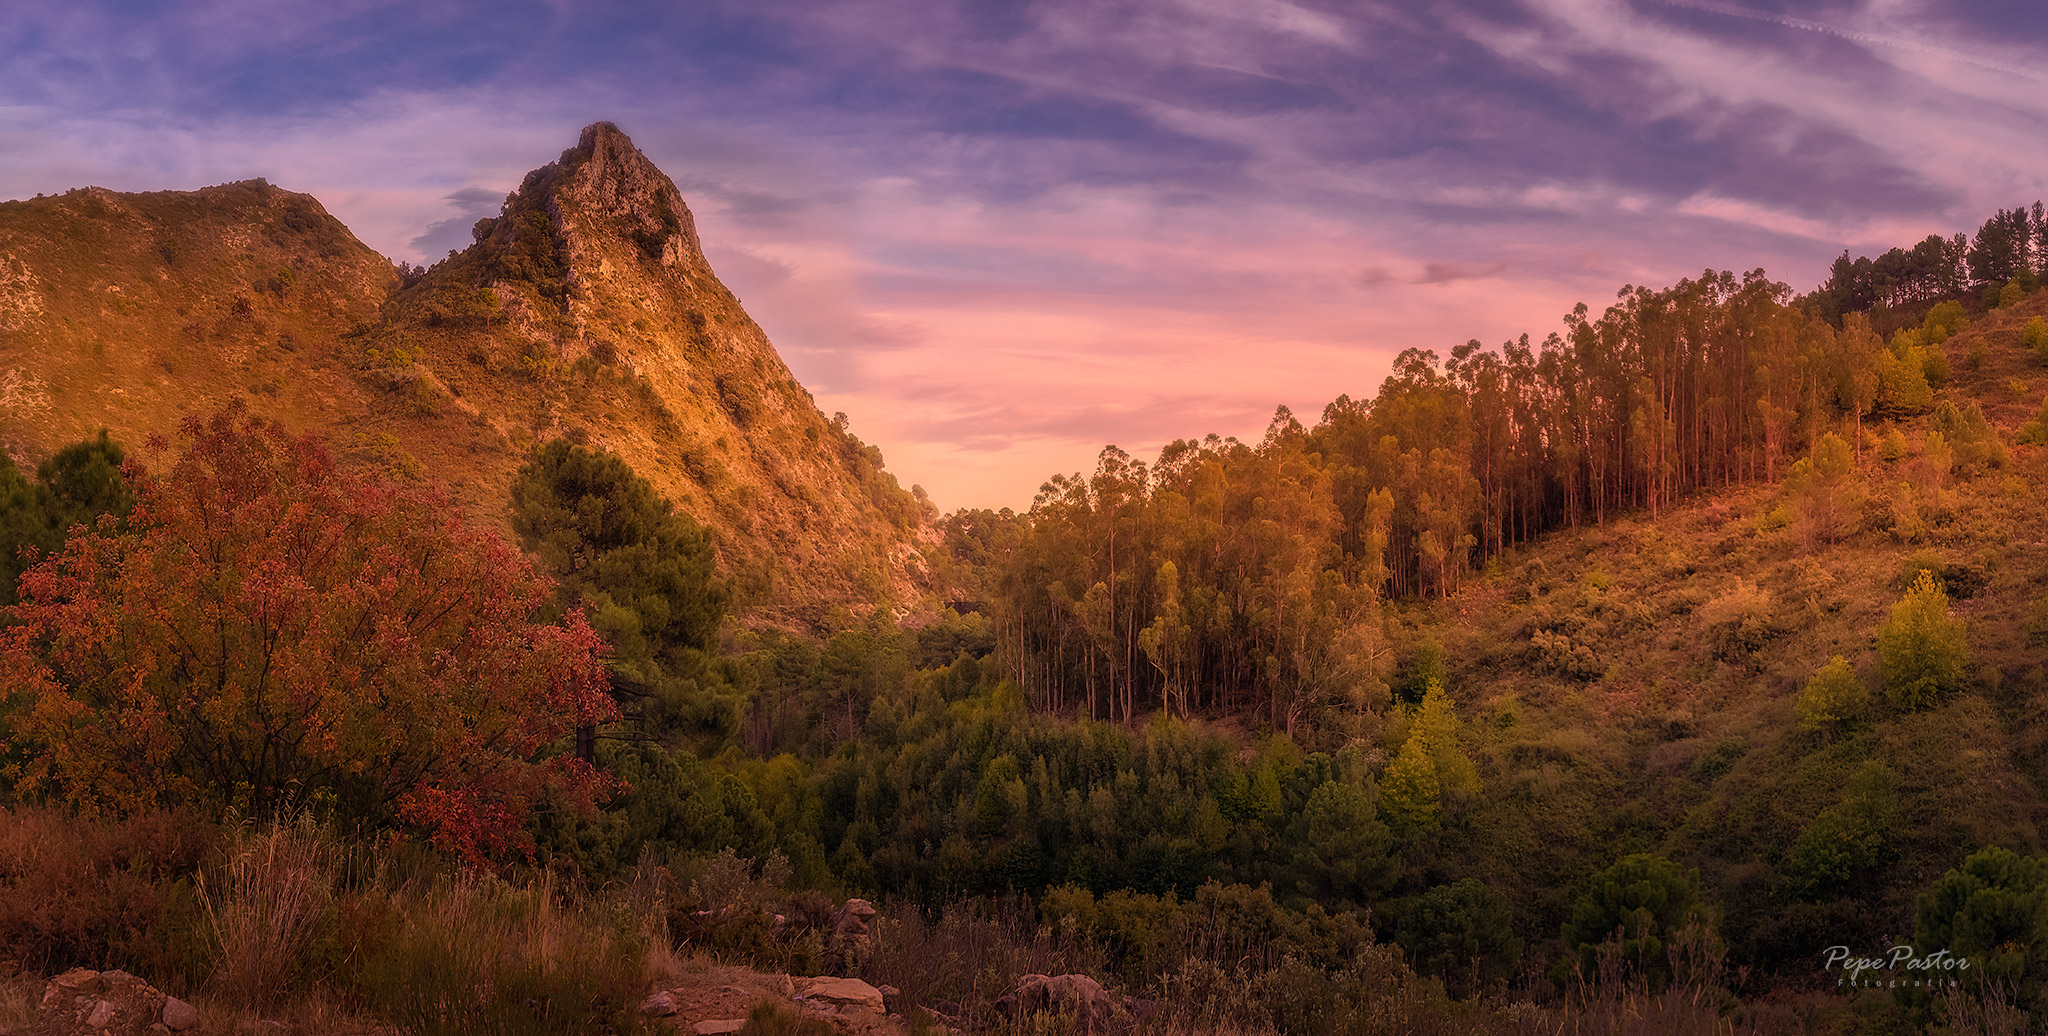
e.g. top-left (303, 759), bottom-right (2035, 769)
top-left (693, 1022), bottom-right (746, 1035)
top-left (997, 973), bottom-right (1122, 1032)
top-left (827, 898), bottom-right (879, 971)
top-left (794, 975), bottom-right (887, 1013)
top-left (160, 997), bottom-right (199, 1032)
top-left (34, 968), bottom-right (182, 1036)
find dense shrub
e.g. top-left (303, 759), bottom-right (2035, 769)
top-left (0, 807), bottom-right (215, 982)
top-left (1562, 853), bottom-right (1715, 989)
top-left (1, 405), bottom-right (617, 863)
top-left (2019, 395), bottom-right (2048, 446)
top-left (1698, 577), bottom-right (1774, 664)
top-left (1783, 761), bottom-right (1895, 900)
top-left (1531, 629), bottom-right (1603, 681)
top-left (1796, 656), bottom-right (1868, 733)
top-left (1879, 571), bottom-right (1972, 710)
top-left (1915, 846), bottom-right (2048, 1016)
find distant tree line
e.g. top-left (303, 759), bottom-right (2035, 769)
top-left (952, 257), bottom-right (2014, 724)
top-left (1805, 202), bottom-right (2047, 324)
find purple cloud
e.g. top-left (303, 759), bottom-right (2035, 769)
top-left (3, 0), bottom-right (2045, 509)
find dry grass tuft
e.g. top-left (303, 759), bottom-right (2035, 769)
top-left (197, 816), bottom-right (334, 1005)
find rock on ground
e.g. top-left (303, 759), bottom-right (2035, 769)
top-left (794, 975), bottom-right (887, 1013)
top-left (159, 997), bottom-right (199, 1031)
top-left (639, 990), bottom-right (679, 1017)
top-left (33, 969), bottom-right (197, 1036)
top-left (640, 960), bottom-right (908, 1035)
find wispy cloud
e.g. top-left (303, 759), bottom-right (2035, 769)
top-left (1417, 261), bottom-right (1510, 285)
top-left (4, 0), bottom-right (2045, 509)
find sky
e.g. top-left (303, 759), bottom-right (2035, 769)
top-left (4, 1), bottom-right (2047, 511)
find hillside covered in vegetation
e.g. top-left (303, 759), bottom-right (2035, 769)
top-left (4, 140), bottom-right (2048, 1033)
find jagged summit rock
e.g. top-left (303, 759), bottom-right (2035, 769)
top-left (560, 121), bottom-right (710, 270)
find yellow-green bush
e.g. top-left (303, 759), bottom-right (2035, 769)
top-left (1879, 572), bottom-right (1971, 710)
top-left (1796, 656), bottom-right (1868, 733)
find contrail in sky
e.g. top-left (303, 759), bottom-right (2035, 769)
top-left (1654, 0), bottom-right (2048, 84)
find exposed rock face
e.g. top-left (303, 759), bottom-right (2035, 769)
top-left (556, 122), bottom-right (710, 273)
top-left (33, 968), bottom-right (196, 1036)
top-left (0, 124), bottom-right (935, 626)
top-left (373, 121), bottom-right (938, 625)
top-left (829, 897), bottom-right (878, 972)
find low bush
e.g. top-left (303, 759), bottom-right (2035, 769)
top-left (1697, 578), bottom-right (1775, 665)
top-left (2024, 316), bottom-right (2048, 362)
top-left (0, 808), bottom-right (216, 985)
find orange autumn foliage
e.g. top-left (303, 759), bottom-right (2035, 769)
top-left (0, 403), bottom-right (618, 863)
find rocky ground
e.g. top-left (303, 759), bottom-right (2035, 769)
top-left (638, 961), bottom-right (926, 1035)
top-left (10, 897), bottom-right (1130, 1035)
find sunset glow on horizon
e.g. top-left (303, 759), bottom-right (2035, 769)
top-left (7, 0), bottom-right (2046, 510)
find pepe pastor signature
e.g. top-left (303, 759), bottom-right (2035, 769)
top-left (1822, 945), bottom-right (1972, 987)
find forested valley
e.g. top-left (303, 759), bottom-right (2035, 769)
top-left (6, 186), bottom-right (2048, 1034)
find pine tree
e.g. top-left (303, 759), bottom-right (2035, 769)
top-left (1564, 854), bottom-right (1713, 988)
top-left (1381, 726), bottom-right (1442, 835)
top-left (1287, 779), bottom-right (1397, 905)
top-left (511, 439), bottom-right (733, 745)
top-left (1916, 847), bottom-right (2048, 1005)
top-left (1415, 679), bottom-right (1479, 797)
top-left (1786, 432), bottom-right (1861, 546)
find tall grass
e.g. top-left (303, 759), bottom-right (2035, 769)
top-left (861, 897), bottom-right (1107, 1032)
top-left (340, 870), bottom-right (653, 1034)
top-left (196, 816), bottom-right (333, 1004)
top-left (0, 807), bottom-right (664, 1034)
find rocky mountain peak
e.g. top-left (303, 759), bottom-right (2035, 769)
top-left (0, 124), bottom-right (936, 630)
top-left (489, 121), bottom-right (706, 275)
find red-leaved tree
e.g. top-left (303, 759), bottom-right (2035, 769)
top-left (0, 403), bottom-right (618, 863)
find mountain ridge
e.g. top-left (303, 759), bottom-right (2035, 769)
top-left (0, 123), bottom-right (937, 627)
